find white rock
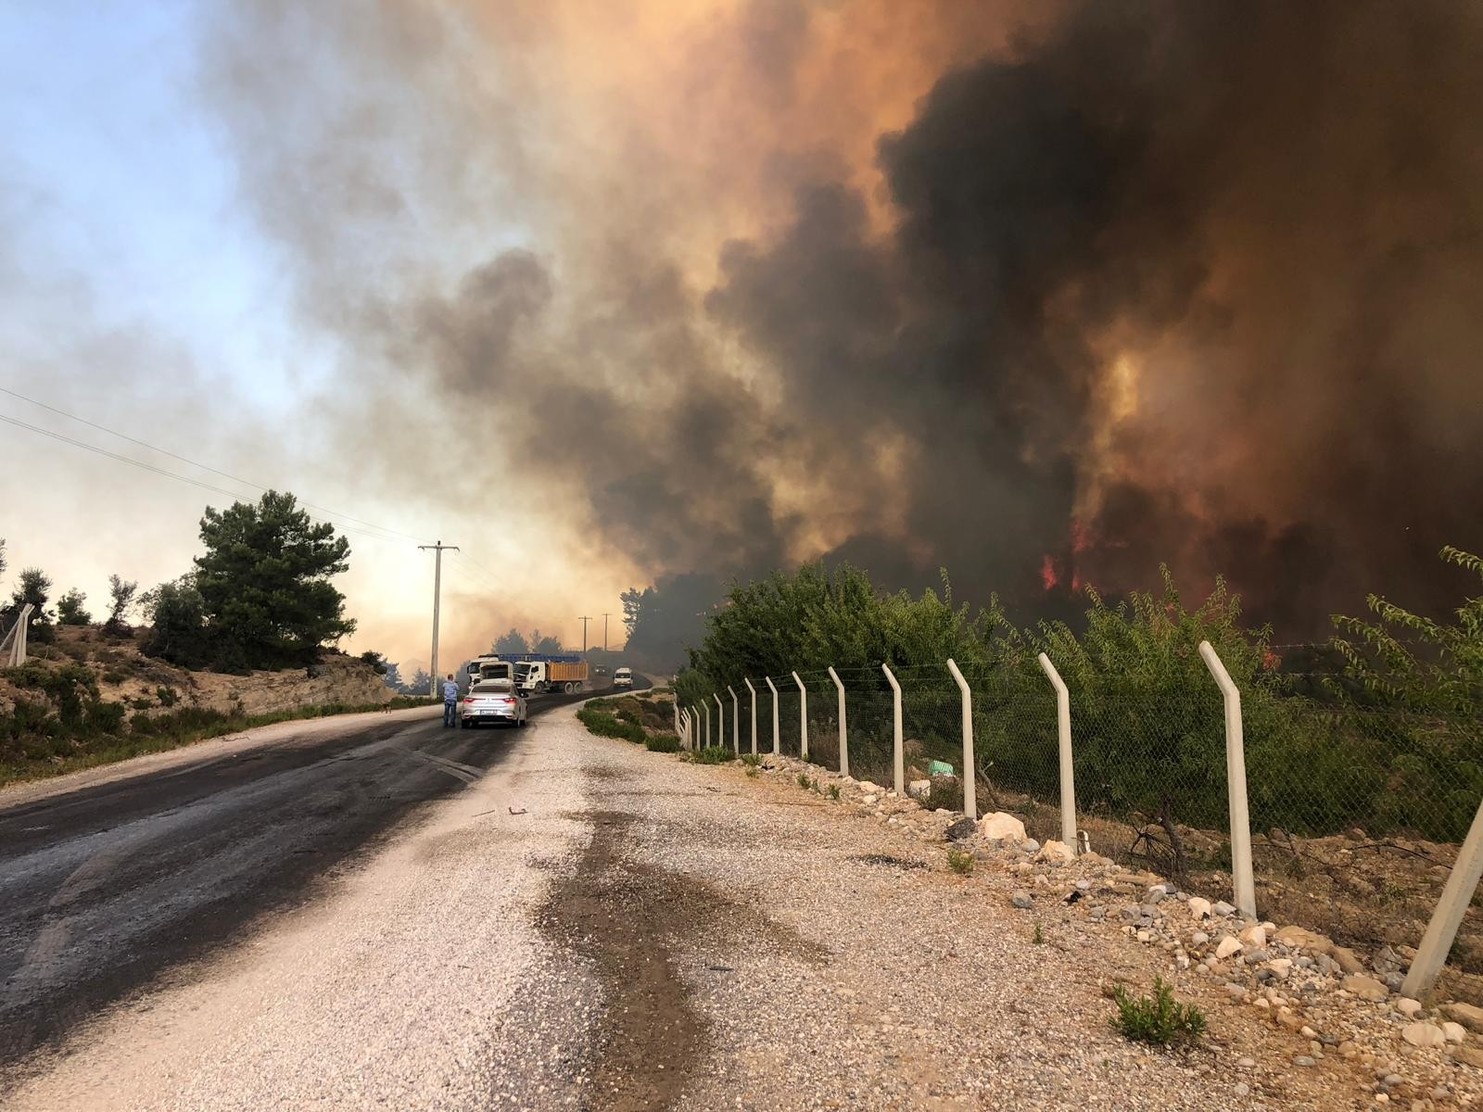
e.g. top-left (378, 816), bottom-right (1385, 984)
top-left (1443, 1022), bottom-right (1467, 1044)
top-left (1267, 958), bottom-right (1293, 981)
top-left (1239, 924), bottom-right (1268, 948)
top-left (1397, 998), bottom-right (1423, 1018)
top-left (1191, 931), bottom-right (1210, 947)
top-left (978, 812), bottom-right (1027, 843)
top-left (1214, 901), bottom-right (1237, 917)
top-left (1215, 936), bottom-right (1244, 961)
top-left (1187, 897), bottom-right (1212, 920)
top-left (907, 779), bottom-right (932, 800)
top-left (857, 781), bottom-right (883, 794)
top-left (1034, 840), bottom-right (1076, 865)
top-left (1402, 1022), bottom-right (1447, 1048)
top-left (861, 794), bottom-right (878, 805)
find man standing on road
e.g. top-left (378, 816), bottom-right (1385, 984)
top-left (442, 674), bottom-right (459, 727)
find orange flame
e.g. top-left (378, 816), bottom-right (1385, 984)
top-left (1041, 554), bottom-right (1060, 591)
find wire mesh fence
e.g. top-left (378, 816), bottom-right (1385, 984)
top-left (770, 685), bottom-right (800, 759)
top-left (687, 658), bottom-right (1483, 988)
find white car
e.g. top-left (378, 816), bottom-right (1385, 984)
top-left (459, 679), bottom-right (528, 728)
top-left (612, 667), bottom-right (633, 689)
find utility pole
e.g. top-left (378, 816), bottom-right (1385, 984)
top-left (419, 540), bottom-right (459, 697)
top-left (578, 615), bottom-right (592, 655)
top-left (602, 612), bottom-right (610, 653)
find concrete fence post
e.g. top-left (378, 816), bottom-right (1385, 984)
top-left (728, 686), bottom-right (739, 753)
top-left (827, 666), bottom-right (848, 778)
top-left (3, 603), bottom-right (35, 667)
top-left (881, 663), bottom-right (904, 795)
top-left (701, 700), bottom-right (710, 749)
top-left (945, 659), bottom-right (977, 820)
top-left (1037, 652), bottom-right (1079, 848)
top-left (1403, 794), bottom-right (1483, 1002)
top-left (681, 708), bottom-right (693, 749)
top-left (744, 678), bottom-right (758, 755)
top-left (765, 676), bottom-right (781, 755)
top-left (713, 693), bottom-right (724, 750)
top-left (791, 671), bottom-right (809, 761)
top-left (1199, 641), bottom-right (1257, 920)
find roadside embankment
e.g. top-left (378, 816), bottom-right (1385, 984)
top-left (1, 625), bottom-right (404, 786)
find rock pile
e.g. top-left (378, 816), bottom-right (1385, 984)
top-left (741, 752), bottom-right (1483, 1107)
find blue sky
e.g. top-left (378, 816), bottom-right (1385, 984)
top-left (0, 3), bottom-right (616, 668)
top-left (0, 1), bottom-right (312, 409)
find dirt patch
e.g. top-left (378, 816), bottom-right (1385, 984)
top-left (537, 810), bottom-right (706, 1111)
top-left (852, 853), bottom-right (927, 871)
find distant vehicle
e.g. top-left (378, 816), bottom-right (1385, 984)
top-left (514, 655), bottom-right (589, 695)
top-left (592, 665), bottom-right (610, 677)
top-left (459, 678), bottom-right (528, 728)
top-left (613, 667), bottom-right (633, 689)
top-left (466, 656), bottom-right (516, 687)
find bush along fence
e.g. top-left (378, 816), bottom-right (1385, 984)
top-left (674, 643), bottom-right (1483, 1004)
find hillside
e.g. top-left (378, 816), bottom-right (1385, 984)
top-left (1, 625), bottom-right (395, 784)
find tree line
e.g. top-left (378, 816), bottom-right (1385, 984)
top-left (675, 551), bottom-right (1483, 843)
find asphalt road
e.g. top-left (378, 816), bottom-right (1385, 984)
top-left (0, 683), bottom-right (643, 1072)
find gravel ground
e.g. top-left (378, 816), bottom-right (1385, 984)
top-left (6, 706), bottom-right (1386, 1110)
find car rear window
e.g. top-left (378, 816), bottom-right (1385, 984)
top-left (472, 680), bottom-right (514, 693)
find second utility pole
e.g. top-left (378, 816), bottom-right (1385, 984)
top-left (602, 612), bottom-right (610, 652)
top-left (578, 615), bottom-right (592, 655)
top-left (419, 540), bottom-right (459, 696)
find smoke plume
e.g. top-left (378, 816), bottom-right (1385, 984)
top-left (205, 0), bottom-right (1483, 642)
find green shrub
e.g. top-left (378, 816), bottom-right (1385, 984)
top-left (645, 734), bottom-right (681, 753)
top-left (946, 849), bottom-right (975, 875)
top-left (577, 706), bottom-right (647, 744)
top-left (693, 745), bottom-right (734, 765)
top-left (1110, 977), bottom-right (1206, 1048)
top-left (740, 753), bottom-right (762, 767)
top-left (86, 701), bottom-right (127, 735)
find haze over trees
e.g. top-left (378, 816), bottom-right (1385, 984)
top-left (491, 628), bottom-right (564, 655)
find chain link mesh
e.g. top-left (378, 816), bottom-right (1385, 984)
top-left (697, 661), bottom-right (1483, 987)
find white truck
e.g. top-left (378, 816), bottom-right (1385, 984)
top-left (465, 656), bottom-right (516, 688)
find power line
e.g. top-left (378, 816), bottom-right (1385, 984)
top-left (0, 411), bottom-right (412, 548)
top-left (0, 385), bottom-right (427, 544)
top-left (0, 412), bottom-right (248, 502)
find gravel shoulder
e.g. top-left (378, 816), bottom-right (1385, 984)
top-left (5, 705), bottom-right (1442, 1110)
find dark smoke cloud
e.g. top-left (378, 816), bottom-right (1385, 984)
top-left (206, 0), bottom-right (1483, 649)
top-left (707, 0), bottom-right (1483, 632)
